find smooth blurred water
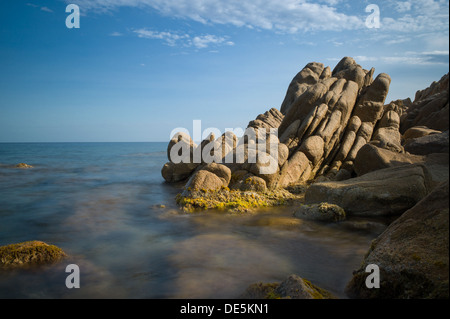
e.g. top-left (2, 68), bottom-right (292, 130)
top-left (0, 143), bottom-right (386, 298)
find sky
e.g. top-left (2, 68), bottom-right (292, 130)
top-left (0, 0), bottom-right (448, 142)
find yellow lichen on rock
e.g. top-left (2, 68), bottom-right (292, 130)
top-left (0, 240), bottom-right (67, 268)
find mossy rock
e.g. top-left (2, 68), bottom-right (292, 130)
top-left (176, 188), bottom-right (302, 213)
top-left (240, 274), bottom-right (336, 299)
top-left (0, 241), bottom-right (67, 268)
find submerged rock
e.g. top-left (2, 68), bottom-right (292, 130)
top-left (345, 180), bottom-right (449, 299)
top-left (15, 163), bottom-right (33, 169)
top-left (240, 274), bottom-right (336, 299)
top-left (0, 241), bottom-right (67, 268)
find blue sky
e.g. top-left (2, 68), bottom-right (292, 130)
top-left (0, 0), bottom-right (448, 142)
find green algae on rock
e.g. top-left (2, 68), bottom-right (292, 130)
top-left (0, 241), bottom-right (67, 268)
top-left (240, 274), bottom-right (336, 299)
top-left (176, 187), bottom-right (304, 213)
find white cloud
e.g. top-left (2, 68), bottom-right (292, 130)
top-left (394, 1), bottom-right (412, 12)
top-left (133, 29), bottom-right (233, 49)
top-left (192, 35), bottom-right (234, 49)
top-left (69, 0), bottom-right (364, 32)
top-left (40, 6), bottom-right (53, 13)
top-left (337, 51), bottom-right (449, 66)
top-left (109, 31), bottom-right (123, 36)
top-left (27, 3), bottom-right (53, 13)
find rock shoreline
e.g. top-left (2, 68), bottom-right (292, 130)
top-left (163, 57), bottom-right (449, 298)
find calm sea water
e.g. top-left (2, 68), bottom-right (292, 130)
top-left (0, 142), bottom-right (385, 298)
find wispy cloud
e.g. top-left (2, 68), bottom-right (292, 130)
top-left (27, 3), bottom-right (53, 13)
top-left (69, 0), bottom-right (364, 32)
top-left (109, 32), bottom-right (123, 37)
top-left (133, 29), bottom-right (234, 49)
top-left (332, 51), bottom-right (449, 66)
top-left (40, 6), bottom-right (53, 13)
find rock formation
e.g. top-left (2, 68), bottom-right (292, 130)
top-left (162, 57), bottom-right (403, 191)
top-left (161, 56), bottom-right (449, 299)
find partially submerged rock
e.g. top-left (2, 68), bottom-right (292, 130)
top-left (294, 203), bottom-right (346, 222)
top-left (176, 188), bottom-right (302, 213)
top-left (240, 274), bottom-right (336, 299)
top-left (0, 241), bottom-right (67, 268)
top-left (15, 163), bottom-right (33, 169)
top-left (345, 180), bottom-right (449, 299)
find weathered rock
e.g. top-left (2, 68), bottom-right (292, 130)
top-left (354, 144), bottom-right (424, 176)
top-left (294, 203), bottom-right (346, 222)
top-left (276, 151), bottom-right (311, 188)
top-left (240, 274), bottom-right (335, 299)
top-left (305, 164), bottom-right (432, 216)
top-left (299, 135), bottom-right (324, 165)
top-left (201, 163), bottom-right (232, 186)
top-left (402, 126), bottom-right (442, 142)
top-left (345, 180), bottom-right (449, 299)
top-left (0, 241), bottom-right (66, 268)
top-left (231, 174), bottom-right (267, 192)
top-left (280, 63), bottom-right (325, 115)
top-left (161, 161), bottom-right (200, 183)
top-left (370, 110), bottom-right (403, 153)
top-left (401, 73), bottom-right (449, 133)
top-left (184, 169), bottom-right (226, 193)
top-left (403, 130), bottom-right (449, 155)
top-left (422, 153), bottom-right (449, 187)
top-left (167, 132), bottom-right (197, 163)
top-left (354, 144), bottom-right (449, 188)
top-left (248, 108), bottom-right (284, 130)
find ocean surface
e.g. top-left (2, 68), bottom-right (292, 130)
top-left (0, 142), bottom-right (386, 298)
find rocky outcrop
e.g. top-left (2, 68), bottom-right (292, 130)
top-left (275, 57), bottom-right (392, 187)
top-left (161, 58), bottom-right (448, 220)
top-left (345, 180), bottom-right (449, 299)
top-left (400, 73), bottom-right (449, 133)
top-left (305, 164), bottom-right (432, 217)
top-left (240, 274), bottom-right (336, 299)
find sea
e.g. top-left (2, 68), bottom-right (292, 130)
top-left (0, 142), bottom-right (386, 299)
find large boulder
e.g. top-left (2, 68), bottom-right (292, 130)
top-left (403, 130), bottom-right (449, 155)
top-left (183, 163), bottom-right (231, 193)
top-left (345, 180), bottom-right (449, 299)
top-left (354, 143), bottom-right (424, 176)
top-left (161, 161), bottom-right (200, 183)
top-left (402, 126), bottom-right (442, 142)
top-left (184, 170), bottom-right (225, 193)
top-left (305, 164), bottom-right (432, 217)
